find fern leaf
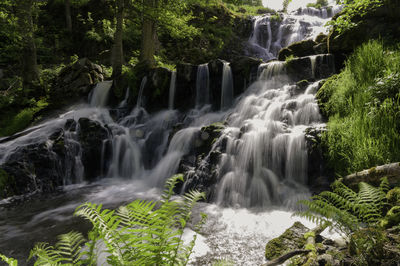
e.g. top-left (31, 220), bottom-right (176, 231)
top-left (0, 253), bottom-right (18, 266)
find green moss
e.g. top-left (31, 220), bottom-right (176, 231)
top-left (386, 187), bottom-right (400, 205)
top-left (381, 206), bottom-right (400, 228)
top-left (265, 222), bottom-right (306, 260)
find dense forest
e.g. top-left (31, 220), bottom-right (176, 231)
top-left (0, 0), bottom-right (400, 265)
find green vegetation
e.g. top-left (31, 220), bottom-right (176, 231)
top-left (298, 178), bottom-right (391, 234)
top-left (298, 178), bottom-right (400, 264)
top-left (0, 175), bottom-right (206, 265)
top-left (327, 0), bottom-right (383, 34)
top-left (307, 0), bottom-right (329, 9)
top-left (317, 40), bottom-right (400, 176)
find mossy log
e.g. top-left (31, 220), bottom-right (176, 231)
top-left (341, 162), bottom-right (400, 189)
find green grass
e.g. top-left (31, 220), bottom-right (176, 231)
top-left (318, 40), bottom-right (400, 176)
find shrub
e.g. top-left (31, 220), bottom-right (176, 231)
top-left (319, 40), bottom-right (400, 176)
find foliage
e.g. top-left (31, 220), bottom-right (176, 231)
top-left (0, 98), bottom-right (48, 137)
top-left (0, 253), bottom-right (17, 266)
top-left (297, 178), bottom-right (390, 235)
top-left (317, 40), bottom-right (400, 176)
top-left (74, 174), bottom-right (206, 265)
top-left (307, 0), bottom-right (329, 9)
top-left (327, 0), bottom-right (383, 34)
top-left (29, 231), bottom-right (87, 265)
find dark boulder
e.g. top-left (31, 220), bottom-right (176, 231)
top-left (278, 39), bottom-right (317, 61)
top-left (286, 54), bottom-right (335, 82)
top-left (0, 129), bottom-right (66, 198)
top-left (50, 58), bottom-right (104, 107)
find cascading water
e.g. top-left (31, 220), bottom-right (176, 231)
top-left (196, 64), bottom-right (210, 107)
top-left (247, 5), bottom-right (342, 61)
top-left (0, 4), bottom-right (339, 265)
top-left (221, 62), bottom-right (234, 110)
top-left (89, 81), bottom-right (113, 107)
top-left (168, 71), bottom-right (177, 109)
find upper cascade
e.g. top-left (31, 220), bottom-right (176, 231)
top-left (247, 5), bottom-right (342, 61)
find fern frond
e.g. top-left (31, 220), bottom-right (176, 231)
top-left (29, 242), bottom-right (63, 265)
top-left (162, 174), bottom-right (184, 203)
top-left (0, 253), bottom-right (18, 266)
top-left (379, 177), bottom-right (390, 194)
top-left (55, 231), bottom-right (86, 264)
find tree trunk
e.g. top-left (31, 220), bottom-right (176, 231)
top-left (65, 0), bottom-right (72, 32)
top-left (112, 0), bottom-right (124, 78)
top-left (341, 162), bottom-right (400, 189)
top-left (140, 0), bottom-right (157, 67)
top-left (16, 0), bottom-right (39, 89)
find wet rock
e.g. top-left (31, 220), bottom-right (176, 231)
top-left (178, 122), bottom-right (226, 197)
top-left (175, 63), bottom-right (197, 110)
top-left (317, 254), bottom-right (335, 265)
top-left (50, 58), bottom-right (104, 107)
top-left (286, 54), bottom-right (335, 82)
top-left (305, 125), bottom-right (333, 194)
top-left (265, 221), bottom-right (309, 260)
top-left (0, 129), bottom-right (66, 198)
top-left (77, 118), bottom-right (110, 180)
top-left (278, 40), bottom-right (317, 61)
top-left (230, 56), bottom-right (263, 96)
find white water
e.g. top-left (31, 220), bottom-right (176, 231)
top-left (89, 81), bottom-right (113, 107)
top-left (169, 71), bottom-right (177, 109)
top-left (196, 64), bottom-right (210, 108)
top-left (247, 5), bottom-right (342, 61)
top-left (221, 62), bottom-right (234, 110)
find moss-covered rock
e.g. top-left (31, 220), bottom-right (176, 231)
top-left (265, 221), bottom-right (308, 260)
top-left (381, 206), bottom-right (400, 228)
top-left (278, 40), bottom-right (317, 61)
top-left (387, 187), bottom-right (400, 206)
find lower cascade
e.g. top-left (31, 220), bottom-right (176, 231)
top-left (0, 5), bottom-right (336, 264)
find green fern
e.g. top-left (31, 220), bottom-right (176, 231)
top-left (28, 231), bottom-right (86, 265)
top-left (74, 174), bottom-right (206, 265)
top-left (0, 253), bottom-right (18, 266)
top-left (297, 178), bottom-right (390, 234)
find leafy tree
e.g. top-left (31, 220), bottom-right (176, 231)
top-left (16, 0), bottom-right (39, 89)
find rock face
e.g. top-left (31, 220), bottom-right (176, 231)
top-left (175, 63), bottom-right (198, 111)
top-left (176, 122), bottom-right (226, 197)
top-left (278, 39), bottom-right (318, 61)
top-left (304, 125), bottom-right (333, 193)
top-left (0, 118), bottom-right (111, 199)
top-left (50, 58), bottom-right (104, 107)
top-left (286, 54), bottom-right (335, 82)
top-left (230, 56), bottom-right (262, 96)
top-left (77, 118), bottom-right (110, 180)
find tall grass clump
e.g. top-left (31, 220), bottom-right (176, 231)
top-left (318, 40), bottom-right (400, 176)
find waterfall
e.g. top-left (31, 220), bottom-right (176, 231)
top-left (89, 81), bottom-right (113, 107)
top-left (247, 5), bottom-right (342, 61)
top-left (168, 71), bottom-right (177, 109)
top-left (221, 62), bottom-right (234, 110)
top-left (196, 64), bottom-right (210, 107)
top-left (118, 87), bottom-right (130, 108)
top-left (136, 76), bottom-right (147, 108)
top-left (310, 55), bottom-right (317, 78)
